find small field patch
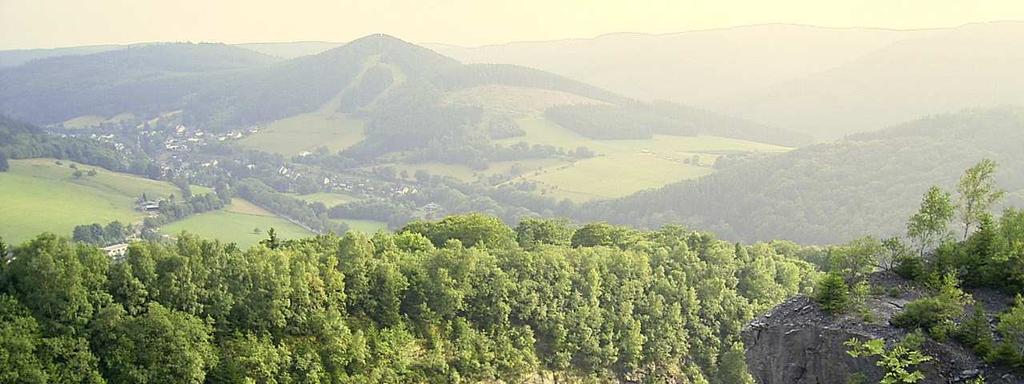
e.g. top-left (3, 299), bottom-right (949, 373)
top-left (160, 198), bottom-right (312, 247)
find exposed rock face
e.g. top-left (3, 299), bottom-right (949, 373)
top-left (744, 296), bottom-right (891, 383)
top-left (742, 273), bottom-right (1021, 384)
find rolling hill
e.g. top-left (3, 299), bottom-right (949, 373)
top-left (0, 43), bottom-right (281, 125)
top-left (433, 22), bottom-right (1024, 140)
top-left (0, 44), bottom-right (127, 68)
top-left (585, 107), bottom-right (1024, 244)
top-left (428, 24), bottom-right (928, 106)
top-left (0, 34), bottom-right (803, 142)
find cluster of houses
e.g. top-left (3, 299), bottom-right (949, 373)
top-left (162, 124), bottom-right (262, 152)
top-left (137, 200), bottom-right (160, 212)
top-left (100, 243), bottom-right (130, 258)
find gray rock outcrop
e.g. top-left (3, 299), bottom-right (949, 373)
top-left (742, 273), bottom-right (1021, 384)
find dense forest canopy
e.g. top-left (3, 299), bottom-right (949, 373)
top-left (0, 215), bottom-right (820, 383)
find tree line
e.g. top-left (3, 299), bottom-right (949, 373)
top-left (0, 214), bottom-right (820, 383)
top-left (812, 159), bottom-right (1024, 377)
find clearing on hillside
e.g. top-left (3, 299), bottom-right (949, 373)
top-left (287, 191), bottom-right (363, 207)
top-left (160, 198), bottom-right (313, 247)
top-left (237, 112), bottom-right (365, 156)
top-left (491, 117), bottom-right (791, 201)
top-left (0, 158), bottom-right (181, 244)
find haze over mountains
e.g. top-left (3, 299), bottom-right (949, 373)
top-left (6, 6), bottom-right (1024, 382)
top-left (0, 34), bottom-right (794, 144)
top-left (431, 22), bottom-right (1024, 140)
top-left (6, 22), bottom-right (1024, 141)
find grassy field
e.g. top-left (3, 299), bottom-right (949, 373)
top-left (384, 115), bottom-right (787, 202)
top-left (238, 112), bottom-right (365, 156)
top-left (0, 159), bottom-right (181, 244)
top-left (287, 192), bottom-right (362, 207)
top-left (489, 116), bottom-right (791, 202)
top-left (161, 198), bottom-right (312, 248)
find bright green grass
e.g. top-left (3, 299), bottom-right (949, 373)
top-left (0, 159), bottom-right (181, 244)
top-left (161, 199), bottom-right (312, 248)
top-left (287, 192), bottom-right (362, 207)
top-left (238, 112), bottom-right (365, 156)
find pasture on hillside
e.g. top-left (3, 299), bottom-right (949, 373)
top-left (237, 112), bottom-right (365, 156)
top-left (287, 191), bottom-right (363, 207)
top-left (160, 198), bottom-right (312, 247)
top-left (0, 158), bottom-right (180, 244)
top-left (288, 192), bottom-right (388, 231)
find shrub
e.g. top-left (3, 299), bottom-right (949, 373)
top-left (893, 254), bottom-right (925, 281)
top-left (891, 274), bottom-right (970, 331)
top-left (990, 296), bottom-right (1024, 368)
top-left (956, 306), bottom-right (995, 357)
top-left (814, 272), bottom-right (851, 314)
top-left (845, 333), bottom-right (932, 384)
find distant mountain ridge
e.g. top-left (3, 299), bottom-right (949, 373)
top-left (12, 23), bottom-right (1024, 140)
top-left (0, 34), bottom-right (803, 147)
top-left (429, 22), bottom-right (1024, 140)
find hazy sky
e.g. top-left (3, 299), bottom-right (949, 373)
top-left (2, 0), bottom-right (1023, 49)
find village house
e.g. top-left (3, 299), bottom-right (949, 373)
top-left (101, 243), bottom-right (129, 258)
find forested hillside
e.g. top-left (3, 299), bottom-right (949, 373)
top-left (0, 114), bottom-right (151, 174)
top-left (0, 34), bottom-right (805, 146)
top-left (0, 43), bottom-right (279, 125)
top-left (587, 107), bottom-right (1024, 244)
top-left (0, 215), bottom-right (820, 383)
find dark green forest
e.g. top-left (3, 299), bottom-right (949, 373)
top-left (0, 114), bottom-right (156, 175)
top-left (0, 215), bottom-right (821, 383)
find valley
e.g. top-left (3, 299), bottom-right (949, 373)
top-left (2, 6), bottom-right (1024, 383)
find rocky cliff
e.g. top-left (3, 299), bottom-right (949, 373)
top-left (742, 273), bottom-right (1021, 383)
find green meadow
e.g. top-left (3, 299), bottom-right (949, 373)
top-left (287, 191), bottom-right (363, 207)
top-left (491, 116), bottom-right (791, 201)
top-left (160, 199), bottom-right (312, 248)
top-left (237, 112), bottom-right (365, 156)
top-left (0, 158), bottom-right (180, 244)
